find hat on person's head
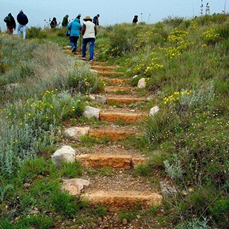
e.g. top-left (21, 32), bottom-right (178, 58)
top-left (66, 15), bottom-right (69, 17)
top-left (83, 16), bottom-right (92, 21)
top-left (20, 10), bottom-right (23, 13)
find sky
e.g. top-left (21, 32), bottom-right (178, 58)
top-left (0, 0), bottom-right (228, 30)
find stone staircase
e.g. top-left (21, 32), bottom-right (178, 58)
top-left (60, 59), bottom-right (163, 213)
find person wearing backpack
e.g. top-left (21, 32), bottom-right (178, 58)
top-left (62, 15), bottom-right (69, 27)
top-left (4, 13), bottom-right (16, 35)
top-left (93, 14), bottom-right (100, 27)
top-left (17, 10), bottom-right (28, 39)
top-left (67, 17), bottom-right (82, 54)
top-left (50, 17), bottom-right (58, 29)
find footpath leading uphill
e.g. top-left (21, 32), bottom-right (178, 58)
top-left (54, 55), bottom-right (173, 228)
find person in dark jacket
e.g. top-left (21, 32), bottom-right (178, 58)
top-left (132, 15), bottom-right (138, 24)
top-left (67, 18), bottom-right (82, 54)
top-left (93, 14), bottom-right (100, 27)
top-left (4, 13), bottom-right (16, 35)
top-left (50, 17), bottom-right (58, 28)
top-left (17, 10), bottom-right (28, 39)
top-left (62, 15), bottom-right (69, 27)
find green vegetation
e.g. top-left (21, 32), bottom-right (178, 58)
top-left (95, 14), bottom-right (229, 228)
top-left (0, 13), bottom-right (228, 228)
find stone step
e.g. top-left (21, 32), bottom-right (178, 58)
top-left (91, 65), bottom-right (116, 71)
top-left (105, 86), bottom-right (134, 92)
top-left (81, 191), bottom-right (162, 210)
top-left (103, 78), bottom-right (130, 85)
top-left (100, 112), bottom-right (147, 123)
top-left (97, 71), bottom-right (124, 77)
top-left (89, 126), bottom-right (136, 141)
top-left (89, 61), bottom-right (107, 66)
top-left (106, 97), bottom-right (146, 105)
top-left (76, 154), bottom-right (149, 169)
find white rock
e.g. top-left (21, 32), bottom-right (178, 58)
top-left (137, 78), bottom-right (146, 88)
top-left (89, 95), bottom-right (96, 100)
top-left (83, 106), bottom-right (100, 120)
top-left (62, 178), bottom-right (90, 195)
top-left (52, 146), bottom-right (76, 165)
top-left (63, 127), bottom-right (90, 140)
top-left (149, 106), bottom-right (159, 116)
top-left (90, 69), bottom-right (98, 73)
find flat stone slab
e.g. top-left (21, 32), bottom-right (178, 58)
top-left (103, 78), bottom-right (130, 85)
top-left (81, 191), bottom-right (163, 210)
top-left (105, 86), bottom-right (134, 92)
top-left (76, 154), bottom-right (149, 169)
top-left (91, 65), bottom-right (116, 71)
top-left (89, 127), bottom-right (135, 141)
top-left (62, 178), bottom-right (90, 195)
top-left (106, 97), bottom-right (146, 105)
top-left (76, 154), bottom-right (132, 169)
top-left (97, 71), bottom-right (124, 77)
top-left (100, 112), bottom-right (147, 123)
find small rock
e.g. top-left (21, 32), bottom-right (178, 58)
top-left (160, 181), bottom-right (177, 198)
top-left (122, 218), bottom-right (128, 225)
top-left (83, 106), bottom-right (100, 120)
top-left (137, 78), bottom-right (146, 88)
top-left (63, 126), bottom-right (90, 140)
top-left (51, 145), bottom-right (76, 165)
top-left (149, 106), bottom-right (159, 116)
top-left (23, 183), bottom-right (30, 188)
top-left (94, 95), bottom-right (106, 104)
top-left (89, 95), bottom-right (96, 100)
top-left (90, 69), bottom-right (98, 73)
top-left (62, 178), bottom-right (90, 195)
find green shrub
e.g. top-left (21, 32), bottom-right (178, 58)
top-left (27, 26), bottom-right (47, 39)
top-left (51, 190), bottom-right (79, 218)
top-left (60, 161), bottom-right (83, 178)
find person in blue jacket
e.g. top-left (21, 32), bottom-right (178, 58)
top-left (67, 18), bottom-right (82, 54)
top-left (17, 10), bottom-right (28, 39)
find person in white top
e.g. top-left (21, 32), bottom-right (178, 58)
top-left (81, 16), bottom-right (97, 61)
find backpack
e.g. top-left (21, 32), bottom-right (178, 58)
top-left (4, 16), bottom-right (10, 23)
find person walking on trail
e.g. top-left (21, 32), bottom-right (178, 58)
top-left (82, 16), bottom-right (97, 61)
top-left (62, 15), bottom-right (69, 27)
top-left (67, 17), bottom-right (82, 54)
top-left (4, 13), bottom-right (16, 35)
top-left (132, 15), bottom-right (138, 24)
top-left (93, 14), bottom-right (100, 27)
top-left (17, 10), bottom-right (28, 39)
top-left (50, 17), bottom-right (57, 28)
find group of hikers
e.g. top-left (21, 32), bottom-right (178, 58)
top-left (4, 11), bottom-right (100, 62)
top-left (4, 10), bottom-right (28, 39)
top-left (4, 11), bottom-right (138, 62)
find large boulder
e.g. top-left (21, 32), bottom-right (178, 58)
top-left (51, 145), bottom-right (76, 165)
top-left (63, 127), bottom-right (90, 140)
top-left (83, 106), bottom-right (100, 120)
